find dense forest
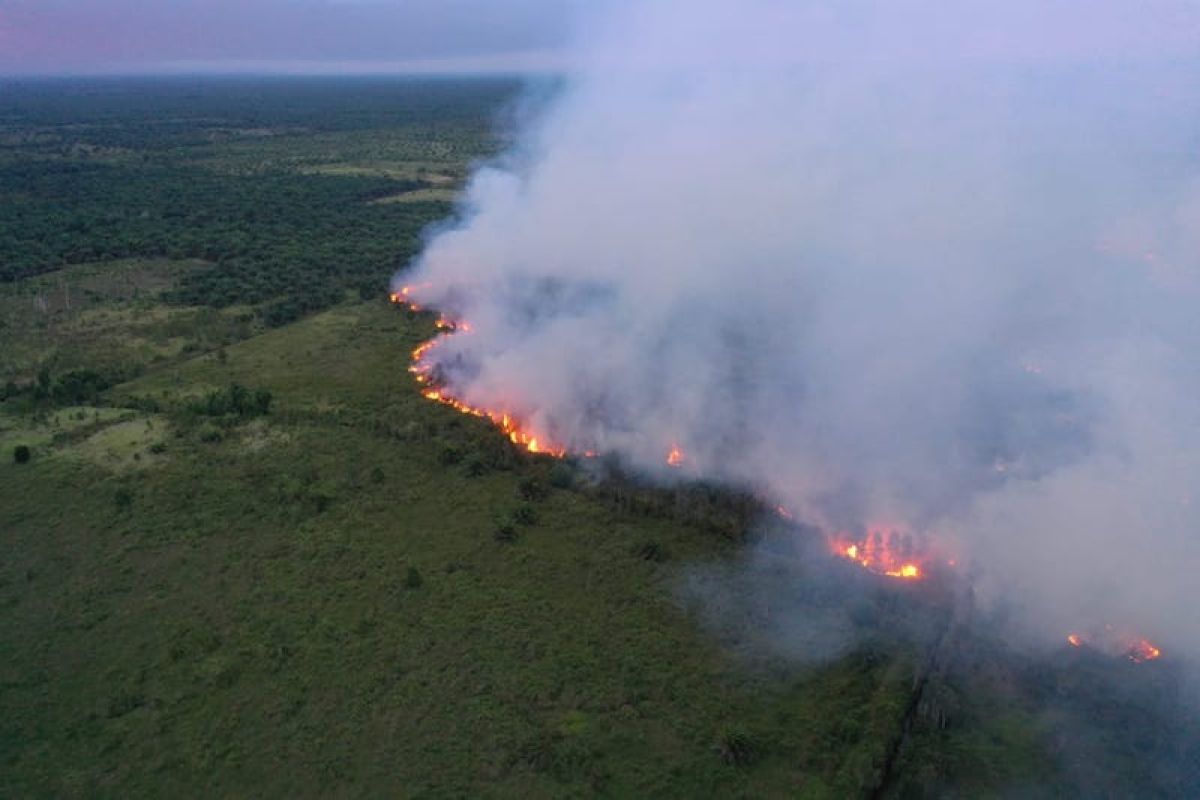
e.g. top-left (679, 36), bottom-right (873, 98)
top-left (0, 77), bottom-right (521, 322)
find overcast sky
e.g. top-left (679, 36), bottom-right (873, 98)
top-left (0, 0), bottom-right (579, 75)
top-left (1, 0), bottom-right (1196, 76)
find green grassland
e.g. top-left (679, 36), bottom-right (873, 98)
top-left (3, 296), bottom-right (930, 797)
top-left (0, 258), bottom-right (254, 384)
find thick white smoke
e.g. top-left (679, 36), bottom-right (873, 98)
top-left (397, 1), bottom-right (1200, 655)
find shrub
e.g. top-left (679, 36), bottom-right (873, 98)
top-left (512, 504), bottom-right (539, 526)
top-left (716, 727), bottom-right (759, 767)
top-left (12, 444), bottom-right (31, 464)
top-left (547, 463), bottom-right (575, 490)
top-left (114, 488), bottom-right (133, 512)
top-left (370, 466), bottom-right (386, 484)
top-left (517, 477), bottom-right (548, 502)
top-left (634, 541), bottom-right (668, 562)
top-left (494, 523), bottom-right (519, 543)
top-left (198, 424), bottom-right (223, 443)
top-left (439, 444), bottom-right (464, 466)
top-left (404, 566), bottom-right (423, 589)
top-left (188, 383), bottom-right (272, 419)
top-left (463, 457), bottom-right (486, 477)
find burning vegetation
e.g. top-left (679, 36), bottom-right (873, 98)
top-left (1066, 629), bottom-right (1163, 663)
top-left (393, 287), bottom-right (696, 467)
top-left (395, 287), bottom-right (570, 458)
top-left (829, 526), bottom-right (927, 581)
top-left (393, 288), bottom-right (1166, 665)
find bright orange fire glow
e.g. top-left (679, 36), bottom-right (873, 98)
top-left (1127, 639), bottom-right (1162, 663)
top-left (393, 287), bottom-right (568, 457)
top-left (831, 528), bottom-right (925, 580)
top-left (390, 282), bottom-right (432, 311)
top-left (666, 445), bottom-right (684, 467)
top-left (1064, 630), bottom-right (1162, 662)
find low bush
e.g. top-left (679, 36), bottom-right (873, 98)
top-left (716, 727), bottom-right (759, 767)
top-left (512, 504), bottom-right (539, 526)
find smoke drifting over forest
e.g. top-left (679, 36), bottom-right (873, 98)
top-left (397, 1), bottom-right (1200, 658)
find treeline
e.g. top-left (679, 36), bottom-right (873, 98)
top-left (0, 77), bottom-right (523, 324)
top-left (0, 160), bottom-right (446, 315)
top-left (0, 76), bottom-right (521, 151)
top-left (187, 383), bottom-right (272, 419)
top-left (1, 368), bottom-right (116, 410)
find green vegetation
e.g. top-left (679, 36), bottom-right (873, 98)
top-left (0, 76), bottom-right (516, 326)
top-left (0, 298), bottom-right (925, 797)
top-left (5, 76), bottom-right (1182, 797)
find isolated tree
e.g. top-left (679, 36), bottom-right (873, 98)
top-left (13, 445), bottom-right (31, 464)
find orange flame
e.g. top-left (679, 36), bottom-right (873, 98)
top-left (831, 527), bottom-right (925, 580)
top-left (666, 445), bottom-right (684, 467)
top-left (1127, 639), bottom-right (1162, 663)
top-left (390, 283), bottom-right (432, 311)
top-left (393, 288), bottom-right (568, 458)
top-left (1064, 630), bottom-right (1162, 662)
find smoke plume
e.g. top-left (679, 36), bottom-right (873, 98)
top-left (396, 1), bottom-right (1200, 657)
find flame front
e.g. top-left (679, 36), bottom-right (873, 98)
top-left (666, 445), bottom-right (684, 467)
top-left (1127, 639), bottom-right (1162, 663)
top-left (831, 527), bottom-right (925, 580)
top-left (1064, 630), bottom-right (1162, 662)
top-left (394, 288), bottom-right (568, 457)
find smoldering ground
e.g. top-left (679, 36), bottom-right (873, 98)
top-left (396, 1), bottom-right (1200, 664)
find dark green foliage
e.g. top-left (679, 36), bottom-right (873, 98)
top-left (0, 159), bottom-right (428, 295)
top-left (0, 76), bottom-right (518, 151)
top-left (12, 444), bottom-right (31, 464)
top-left (512, 504), bottom-right (539, 526)
top-left (438, 443), bottom-right (464, 466)
top-left (716, 727), bottom-right (760, 767)
top-left (189, 383), bottom-right (272, 418)
top-left (0, 76), bottom-right (517, 323)
top-left (5, 369), bottom-right (118, 409)
top-left (113, 487), bottom-right (133, 512)
top-left (547, 463), bottom-right (576, 490)
top-left (370, 466), bottom-right (385, 484)
top-left (463, 456), bottom-right (486, 477)
top-left (517, 477), bottom-right (549, 502)
top-left (494, 522), bottom-right (519, 543)
top-left (197, 424), bottom-right (223, 443)
top-left (634, 540), bottom-right (668, 562)
top-left (404, 566), bottom-right (423, 589)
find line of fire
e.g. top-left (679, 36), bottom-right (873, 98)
top-left (390, 285), bottom-right (1163, 666)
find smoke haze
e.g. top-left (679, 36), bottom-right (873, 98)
top-left (397, 1), bottom-right (1200, 658)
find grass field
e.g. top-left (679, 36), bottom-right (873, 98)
top-left (0, 296), bottom-right (939, 797)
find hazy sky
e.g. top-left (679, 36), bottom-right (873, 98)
top-left (4, 0), bottom-right (1199, 76)
top-left (0, 0), bottom-right (578, 75)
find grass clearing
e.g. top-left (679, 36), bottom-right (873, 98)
top-left (69, 416), bottom-right (167, 472)
top-left (0, 259), bottom-right (255, 383)
top-left (369, 187), bottom-right (461, 204)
